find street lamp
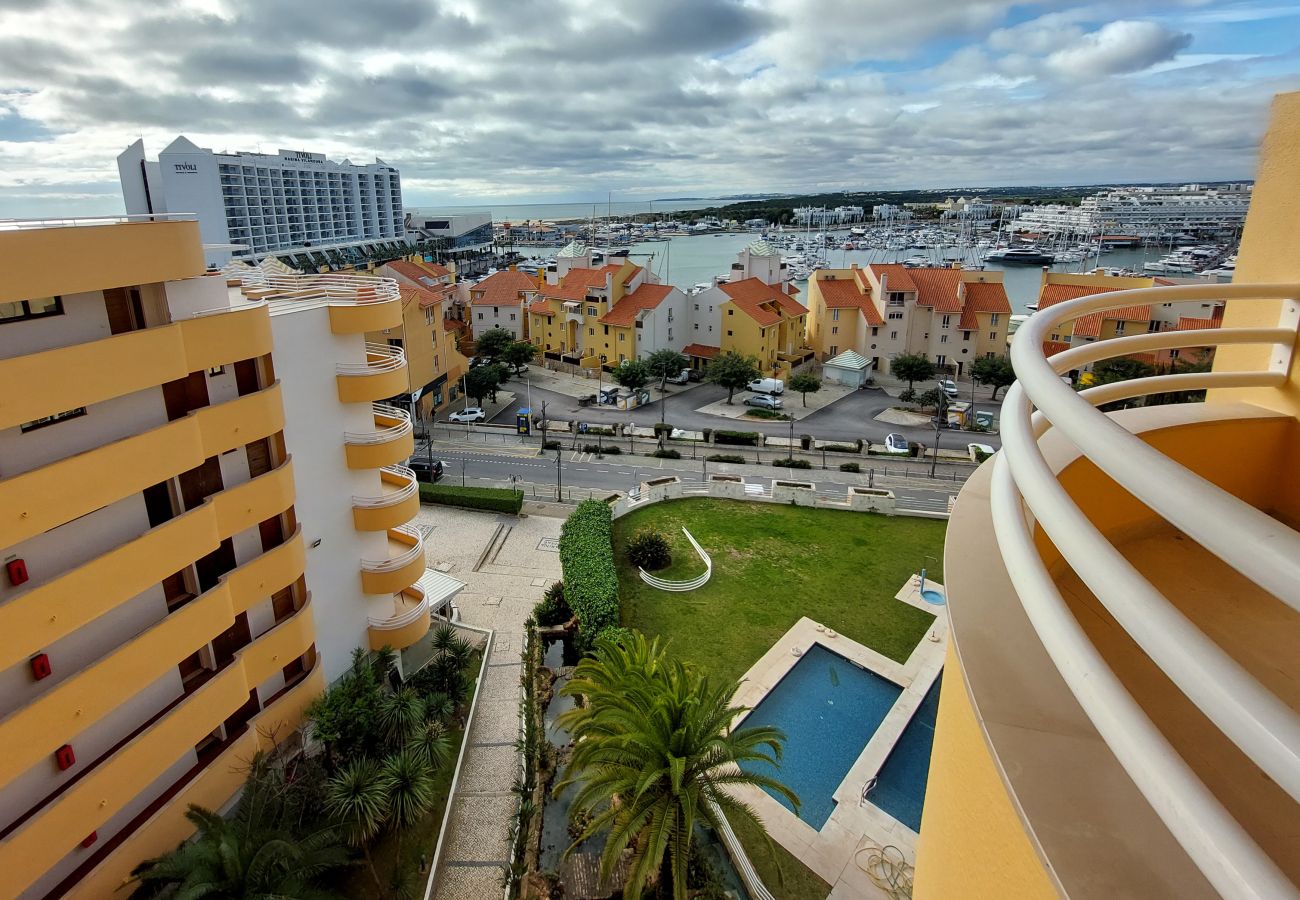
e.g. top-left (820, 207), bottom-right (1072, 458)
top-left (554, 443), bottom-right (563, 501)
top-left (931, 382), bottom-right (946, 479)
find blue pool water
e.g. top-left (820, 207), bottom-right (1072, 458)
top-left (866, 674), bottom-right (942, 832)
top-left (738, 645), bottom-right (902, 829)
top-left (920, 589), bottom-right (946, 605)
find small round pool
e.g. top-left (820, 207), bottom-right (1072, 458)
top-left (920, 588), bottom-right (946, 605)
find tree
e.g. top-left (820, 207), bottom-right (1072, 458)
top-left (971, 354), bottom-right (1016, 400)
top-left (464, 363), bottom-right (503, 406)
top-left (611, 358), bottom-right (651, 392)
top-left (502, 340), bottom-right (537, 375)
top-left (1091, 356), bottom-right (1157, 385)
top-left (556, 632), bottom-right (797, 900)
top-left (889, 353), bottom-right (936, 394)
top-left (646, 348), bottom-right (688, 422)
top-left (326, 759), bottom-right (389, 889)
top-left (473, 327), bottom-right (514, 362)
top-left (706, 351), bottom-right (761, 404)
top-left (788, 372), bottom-right (822, 407)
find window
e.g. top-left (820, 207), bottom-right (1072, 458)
top-left (694, 323), bottom-right (699, 330)
top-left (727, 308), bottom-right (734, 316)
top-left (1113, 321), bottom-right (1126, 335)
top-left (940, 334), bottom-right (948, 343)
top-left (726, 330), bottom-right (733, 336)
top-left (890, 331), bottom-right (898, 340)
top-left (588, 306), bottom-right (598, 316)
top-left (477, 312), bottom-right (484, 320)
top-left (989, 331), bottom-right (997, 340)
top-left (708, 325), bottom-right (713, 332)
top-left (1170, 349), bottom-right (1181, 359)
top-left (985, 352), bottom-right (996, 359)
top-left (937, 355), bottom-right (947, 366)
top-left (829, 345), bottom-right (838, 355)
top-left (924, 332), bottom-right (929, 340)
top-left (694, 304), bottom-right (699, 311)
top-left (989, 313), bottom-right (1000, 325)
top-left (2, 295), bottom-right (63, 323)
top-left (21, 406), bottom-right (86, 432)
top-left (871, 327), bottom-right (879, 336)
top-left (1050, 333), bottom-right (1060, 342)
top-left (493, 307), bottom-right (499, 317)
top-left (831, 326), bottom-right (839, 334)
top-left (618, 333), bottom-right (625, 342)
top-left (941, 315), bottom-right (952, 327)
top-left (207, 365), bottom-right (225, 377)
top-left (887, 292), bottom-right (905, 306)
top-left (424, 307), bottom-right (435, 325)
top-left (434, 355), bottom-right (440, 370)
top-left (588, 327), bottom-right (594, 336)
top-left (509, 313), bottom-right (516, 321)
top-left (831, 309), bottom-right (840, 321)
top-left (962, 330), bottom-right (971, 341)
top-left (887, 311), bottom-right (903, 320)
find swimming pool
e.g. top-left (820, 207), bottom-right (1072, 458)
top-left (866, 674), bottom-right (942, 832)
top-left (738, 644), bottom-right (902, 829)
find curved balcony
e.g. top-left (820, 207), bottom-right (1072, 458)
top-left (0, 600), bottom-right (317, 897)
top-left (367, 584), bottom-right (432, 652)
top-left (231, 271), bottom-right (402, 333)
top-left (925, 282), bottom-right (1300, 900)
top-left (360, 523), bottom-right (426, 594)
top-left (352, 464), bottom-right (420, 532)
top-left (336, 341), bottom-right (409, 403)
top-left (343, 403), bottom-right (415, 470)
top-left (0, 529), bottom-right (305, 791)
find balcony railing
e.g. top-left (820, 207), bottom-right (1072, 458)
top-left (226, 269), bottom-right (400, 307)
top-left (361, 523), bottom-right (424, 573)
top-left (344, 403), bottom-right (412, 445)
top-left (0, 213), bottom-right (198, 230)
top-left (352, 465), bottom-right (418, 509)
top-left (337, 341), bottom-right (406, 378)
top-left (992, 281), bottom-right (1300, 899)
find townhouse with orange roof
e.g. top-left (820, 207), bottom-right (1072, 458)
top-left (467, 268), bottom-right (541, 341)
top-left (805, 262), bottom-right (1012, 379)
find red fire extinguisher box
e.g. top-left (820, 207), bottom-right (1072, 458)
top-left (6, 558), bottom-right (28, 586)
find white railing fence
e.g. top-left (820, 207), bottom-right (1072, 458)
top-left (638, 527), bottom-right (713, 591)
top-left (991, 281), bottom-right (1300, 900)
top-left (352, 464), bottom-right (418, 508)
top-left (336, 341), bottom-right (407, 377)
top-left (360, 523), bottom-right (424, 573)
top-left (344, 402), bottom-right (413, 445)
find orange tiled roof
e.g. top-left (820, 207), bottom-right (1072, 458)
top-left (600, 283), bottom-right (674, 326)
top-left (958, 281), bottom-right (1012, 329)
top-left (1043, 340), bottom-right (1071, 356)
top-left (904, 267), bottom-right (964, 313)
top-left (1037, 281), bottom-right (1125, 310)
top-left (1176, 316), bottom-right (1218, 331)
top-left (867, 264), bottom-right (918, 293)
top-left (718, 278), bottom-right (807, 327)
top-left (399, 284), bottom-right (453, 311)
top-left (387, 259), bottom-right (451, 287)
top-left (786, 282), bottom-right (800, 295)
top-left (817, 278), bottom-right (884, 326)
top-left (681, 343), bottom-right (720, 359)
top-left (1068, 304), bottom-right (1151, 338)
top-left (470, 270), bottom-right (538, 307)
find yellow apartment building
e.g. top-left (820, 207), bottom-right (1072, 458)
top-left (914, 91), bottom-right (1300, 899)
top-left (366, 270), bottom-right (469, 420)
top-left (805, 263), bottom-right (1011, 379)
top-left (0, 217), bottom-right (457, 897)
top-left (708, 278), bottom-right (809, 377)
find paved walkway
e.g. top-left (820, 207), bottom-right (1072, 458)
top-left (420, 506), bottom-right (564, 900)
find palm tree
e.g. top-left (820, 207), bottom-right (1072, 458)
top-left (379, 688), bottom-right (427, 747)
top-left (555, 632), bottom-right (797, 900)
top-left (130, 805), bottom-right (349, 899)
top-left (326, 759), bottom-right (388, 889)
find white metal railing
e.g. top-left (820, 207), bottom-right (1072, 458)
top-left (345, 403), bottom-right (413, 445)
top-left (0, 213), bottom-right (197, 230)
top-left (226, 267), bottom-right (400, 307)
top-left (367, 585), bottom-right (430, 629)
top-left (361, 523), bottom-right (424, 573)
top-left (352, 465), bottom-right (418, 508)
top-left (708, 799), bottom-right (776, 900)
top-left (639, 527), bottom-right (713, 591)
top-left (336, 341), bottom-right (407, 377)
top-left (992, 281), bottom-right (1300, 900)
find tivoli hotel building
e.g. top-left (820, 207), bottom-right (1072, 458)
top-left (0, 215), bottom-right (459, 897)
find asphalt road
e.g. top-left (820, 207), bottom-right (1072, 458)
top-left (488, 378), bottom-right (1001, 449)
top-left (417, 438), bottom-right (964, 515)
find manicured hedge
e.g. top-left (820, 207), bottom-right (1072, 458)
top-left (839, 462), bottom-right (862, 473)
top-left (706, 454), bottom-right (747, 464)
top-left (418, 483), bottom-right (523, 514)
top-left (559, 500), bottom-right (620, 636)
top-left (714, 429), bottom-right (760, 446)
top-left (773, 457), bottom-right (813, 469)
top-left (652, 449), bottom-right (681, 459)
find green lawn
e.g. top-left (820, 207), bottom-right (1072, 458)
top-left (614, 498), bottom-right (946, 900)
top-left (615, 499), bottom-right (943, 683)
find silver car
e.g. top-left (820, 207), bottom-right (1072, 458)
top-left (744, 394), bottom-right (783, 410)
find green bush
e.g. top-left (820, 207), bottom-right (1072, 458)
top-left (559, 500), bottom-right (620, 637)
top-left (542, 440), bottom-right (562, 450)
top-left (653, 422), bottom-right (674, 435)
top-left (899, 387), bottom-right (917, 404)
top-left (584, 426), bottom-right (614, 436)
top-left (705, 454), bottom-right (746, 464)
top-left (839, 462), bottom-right (861, 473)
top-left (626, 529), bottom-right (672, 570)
top-left (595, 625), bottom-right (633, 646)
top-left (583, 443), bottom-right (620, 454)
top-left (973, 448), bottom-right (994, 463)
top-left (742, 408), bottom-right (789, 420)
top-left (419, 483), bottom-right (522, 514)
top-left (652, 448), bottom-right (681, 459)
top-left (773, 457), bottom-right (813, 469)
top-left (532, 581), bottom-right (572, 627)
top-left (822, 443), bottom-right (858, 453)
top-left (714, 429), bottom-right (760, 446)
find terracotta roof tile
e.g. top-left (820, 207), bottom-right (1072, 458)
top-left (718, 278), bottom-right (807, 327)
top-left (681, 343), bottom-right (720, 359)
top-left (816, 278), bottom-right (884, 326)
top-left (400, 284), bottom-right (454, 310)
top-left (469, 270), bottom-right (538, 307)
top-left (1071, 312), bottom-right (1104, 337)
top-left (599, 283), bottom-right (675, 326)
top-left (959, 281), bottom-right (1011, 328)
top-left (867, 264), bottom-right (918, 293)
top-left (902, 267), bottom-right (963, 313)
top-left (1175, 316), bottom-right (1218, 331)
top-left (1038, 282), bottom-right (1123, 309)
top-left (529, 299), bottom-right (553, 314)
top-left (386, 259), bottom-right (452, 287)
top-left (1043, 340), bottom-right (1072, 356)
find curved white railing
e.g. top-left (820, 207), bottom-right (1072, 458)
top-left (991, 281), bottom-right (1300, 900)
top-left (639, 527), bottom-right (713, 591)
top-left (367, 586), bottom-right (430, 630)
top-left (336, 341), bottom-right (407, 377)
top-left (352, 465), bottom-right (418, 508)
top-left (0, 213), bottom-right (197, 229)
top-left (226, 267), bottom-right (400, 306)
top-left (361, 523), bottom-right (424, 573)
top-left (344, 403), bottom-right (413, 445)
top-left (708, 798), bottom-right (776, 900)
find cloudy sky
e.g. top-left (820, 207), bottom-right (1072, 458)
top-left (0, 0), bottom-right (1297, 216)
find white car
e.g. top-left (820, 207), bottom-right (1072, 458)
top-left (666, 369), bottom-right (691, 385)
top-left (745, 394), bottom-right (783, 410)
top-left (747, 377), bottom-right (785, 395)
top-left (448, 407), bottom-right (486, 424)
top-left (938, 379), bottom-right (959, 399)
top-left (884, 433), bottom-right (910, 454)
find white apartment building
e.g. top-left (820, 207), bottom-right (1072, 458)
top-left (118, 137), bottom-right (405, 267)
top-left (405, 211), bottom-right (494, 252)
top-left (1013, 184), bottom-right (1252, 237)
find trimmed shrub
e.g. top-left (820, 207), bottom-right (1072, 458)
top-left (742, 408), bottom-right (788, 420)
top-left (595, 625), bottom-right (633, 645)
top-left (839, 462), bottom-right (861, 473)
top-left (584, 425), bottom-right (614, 436)
top-left (626, 529), bottom-right (671, 570)
top-left (705, 454), bottom-right (746, 464)
top-left (973, 447), bottom-right (994, 463)
top-left (899, 387), bottom-right (917, 404)
top-left (822, 443), bottom-right (858, 453)
top-left (559, 500), bottom-right (620, 636)
top-left (651, 448), bottom-right (681, 459)
top-left (582, 443), bottom-right (620, 454)
top-left (532, 581), bottom-right (571, 627)
top-left (773, 457), bottom-right (813, 469)
top-left (542, 440), bottom-right (562, 450)
top-left (714, 429), bottom-right (760, 446)
top-left (653, 422), bottom-right (674, 436)
top-left (419, 483), bottom-right (522, 514)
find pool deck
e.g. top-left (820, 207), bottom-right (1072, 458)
top-left (728, 578), bottom-right (948, 899)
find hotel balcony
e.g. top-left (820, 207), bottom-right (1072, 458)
top-left (351, 464), bottom-right (420, 531)
top-left (335, 341), bottom-right (409, 403)
top-left (230, 271), bottom-right (403, 334)
top-left (916, 281), bottom-right (1300, 899)
top-left (360, 523), bottom-right (426, 595)
top-left (367, 585), bottom-right (432, 652)
top-left (343, 403), bottom-right (415, 469)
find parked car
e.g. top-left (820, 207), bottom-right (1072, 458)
top-left (577, 393), bottom-right (597, 407)
top-left (938, 378), bottom-right (959, 399)
top-left (448, 407), bottom-right (486, 424)
top-left (666, 369), bottom-right (691, 385)
top-left (884, 433), bottom-right (910, 454)
top-left (745, 394), bottom-right (784, 410)
top-left (747, 377), bottom-right (785, 395)
top-left (408, 458), bottom-right (444, 482)
top-left (687, 369), bottom-right (704, 382)
top-left (510, 364), bottom-right (530, 376)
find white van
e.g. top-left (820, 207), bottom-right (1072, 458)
top-left (747, 377), bottom-right (785, 395)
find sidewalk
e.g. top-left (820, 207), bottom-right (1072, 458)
top-left (525, 363), bottom-right (693, 402)
top-left (694, 382), bottom-right (856, 421)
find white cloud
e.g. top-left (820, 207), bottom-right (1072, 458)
top-left (1046, 20), bottom-right (1192, 77)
